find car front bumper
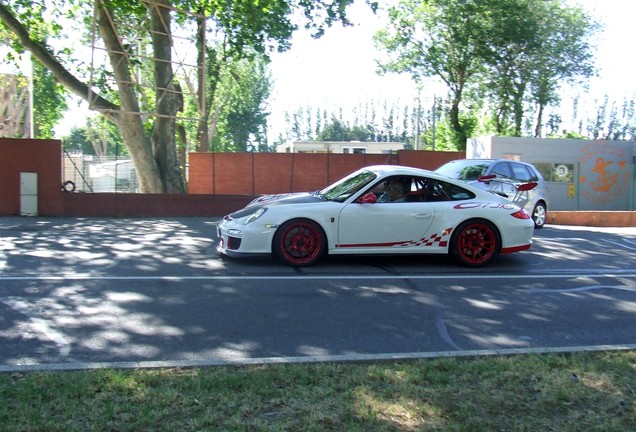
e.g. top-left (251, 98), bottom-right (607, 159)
top-left (216, 218), bottom-right (277, 256)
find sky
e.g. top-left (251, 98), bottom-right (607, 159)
top-left (2, 0), bottom-right (628, 139)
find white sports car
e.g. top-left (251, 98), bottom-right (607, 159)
top-left (217, 165), bottom-right (534, 267)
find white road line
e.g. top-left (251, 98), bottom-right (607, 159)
top-left (526, 283), bottom-right (636, 294)
top-left (602, 238), bottom-right (636, 252)
top-left (1, 344), bottom-right (635, 373)
top-left (0, 272), bottom-right (635, 282)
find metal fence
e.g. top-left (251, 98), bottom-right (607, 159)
top-left (62, 152), bottom-right (139, 193)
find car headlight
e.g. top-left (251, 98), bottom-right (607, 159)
top-left (244, 207), bottom-right (267, 225)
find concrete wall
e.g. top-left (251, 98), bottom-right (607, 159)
top-left (469, 136), bottom-right (636, 211)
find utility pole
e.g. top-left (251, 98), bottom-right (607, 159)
top-left (415, 88), bottom-right (421, 150)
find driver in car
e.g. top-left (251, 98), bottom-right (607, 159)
top-left (379, 179), bottom-right (406, 202)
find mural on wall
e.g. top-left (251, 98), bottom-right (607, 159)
top-left (578, 142), bottom-right (630, 204)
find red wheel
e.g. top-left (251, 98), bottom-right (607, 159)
top-left (451, 220), bottom-right (500, 267)
top-left (273, 219), bottom-right (326, 266)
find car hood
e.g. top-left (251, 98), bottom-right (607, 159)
top-left (248, 192), bottom-right (325, 207)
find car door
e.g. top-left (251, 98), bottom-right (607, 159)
top-left (335, 176), bottom-right (436, 251)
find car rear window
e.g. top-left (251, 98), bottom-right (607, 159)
top-left (437, 161), bottom-right (490, 180)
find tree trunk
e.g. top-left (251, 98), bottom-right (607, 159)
top-left (448, 88), bottom-right (467, 150)
top-left (534, 103), bottom-right (544, 137)
top-left (512, 81), bottom-right (526, 137)
top-left (96, 1), bottom-right (164, 193)
top-left (148, 0), bottom-right (185, 193)
top-left (195, 13), bottom-right (209, 152)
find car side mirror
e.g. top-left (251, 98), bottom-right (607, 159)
top-left (356, 192), bottom-right (377, 204)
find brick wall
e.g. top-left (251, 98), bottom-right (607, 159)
top-left (187, 150), bottom-right (464, 195)
top-left (0, 138), bottom-right (63, 215)
top-left (1, 139), bottom-right (464, 216)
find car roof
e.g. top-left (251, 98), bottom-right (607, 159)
top-left (362, 164), bottom-right (509, 202)
top-left (364, 164), bottom-right (445, 179)
top-left (364, 164), bottom-right (492, 187)
top-left (446, 158), bottom-right (534, 166)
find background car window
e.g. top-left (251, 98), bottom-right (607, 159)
top-left (490, 162), bottom-right (513, 179)
top-left (511, 163), bottom-right (533, 182)
top-left (457, 164), bottom-right (489, 180)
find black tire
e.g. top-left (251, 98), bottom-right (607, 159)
top-left (532, 202), bottom-right (547, 229)
top-left (62, 180), bottom-right (76, 192)
top-left (272, 219), bottom-right (326, 266)
top-left (450, 219), bottom-right (501, 267)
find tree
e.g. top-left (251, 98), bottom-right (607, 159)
top-left (375, 0), bottom-right (485, 149)
top-left (63, 116), bottom-right (126, 157)
top-left (479, 0), bottom-right (597, 137)
top-left (0, 0), bottom-right (363, 192)
top-left (374, 0), bottom-right (598, 147)
top-left (1, 27), bottom-right (67, 139)
top-left (317, 117), bottom-right (352, 141)
top-left (208, 54), bottom-right (272, 152)
top-left (0, 72), bottom-right (29, 138)
top-left (32, 59), bottom-right (68, 138)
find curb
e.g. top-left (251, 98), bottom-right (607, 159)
top-left (548, 211), bottom-right (636, 227)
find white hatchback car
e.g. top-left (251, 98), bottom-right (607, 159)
top-left (217, 165), bottom-right (535, 267)
top-left (435, 159), bottom-right (549, 228)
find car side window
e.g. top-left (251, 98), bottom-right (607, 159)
top-left (425, 179), bottom-right (475, 202)
top-left (369, 177), bottom-right (410, 203)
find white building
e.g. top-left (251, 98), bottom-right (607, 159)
top-left (277, 141), bottom-right (405, 154)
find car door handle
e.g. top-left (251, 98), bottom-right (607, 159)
top-left (415, 213), bottom-right (434, 219)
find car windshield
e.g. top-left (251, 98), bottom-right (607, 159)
top-left (437, 161), bottom-right (490, 181)
top-left (320, 169), bottom-right (377, 202)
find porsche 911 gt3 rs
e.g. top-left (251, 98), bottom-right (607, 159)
top-left (217, 165), bottom-right (534, 267)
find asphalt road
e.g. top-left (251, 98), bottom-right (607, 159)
top-left (1, 217), bottom-right (635, 371)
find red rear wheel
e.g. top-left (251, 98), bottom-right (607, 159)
top-left (273, 219), bottom-right (326, 266)
top-left (451, 220), bottom-right (500, 267)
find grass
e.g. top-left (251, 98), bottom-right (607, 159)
top-left (0, 351), bottom-right (634, 431)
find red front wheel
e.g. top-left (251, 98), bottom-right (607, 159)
top-left (451, 220), bottom-right (500, 267)
top-left (273, 219), bottom-right (326, 266)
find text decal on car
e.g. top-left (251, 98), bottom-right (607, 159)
top-left (453, 202), bottom-right (516, 210)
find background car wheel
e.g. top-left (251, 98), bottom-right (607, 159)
top-left (451, 219), bottom-right (500, 267)
top-left (532, 202), bottom-right (547, 229)
top-left (273, 219), bottom-right (326, 266)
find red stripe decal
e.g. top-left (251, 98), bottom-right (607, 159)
top-left (336, 241), bottom-right (410, 248)
top-left (501, 244), bottom-right (532, 254)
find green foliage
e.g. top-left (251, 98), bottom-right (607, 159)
top-left (479, 0), bottom-right (597, 137)
top-left (209, 53), bottom-right (272, 151)
top-left (62, 117), bottom-right (126, 157)
top-left (375, 0), bottom-right (599, 144)
top-left (284, 99), bottom-right (421, 145)
top-left (0, 4), bottom-right (69, 139)
top-left (32, 60), bottom-right (67, 139)
top-left (317, 117), bottom-right (372, 142)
